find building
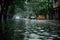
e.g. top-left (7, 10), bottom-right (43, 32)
top-left (53, 0), bottom-right (60, 20)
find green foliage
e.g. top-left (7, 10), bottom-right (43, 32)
top-left (49, 3), bottom-right (53, 8)
top-left (28, 0), bottom-right (53, 16)
top-left (14, 0), bottom-right (26, 10)
top-left (40, 0), bottom-right (48, 2)
top-left (31, 2), bottom-right (48, 15)
top-left (9, 5), bottom-right (15, 13)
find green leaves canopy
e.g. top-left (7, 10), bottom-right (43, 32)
top-left (27, 0), bottom-right (53, 15)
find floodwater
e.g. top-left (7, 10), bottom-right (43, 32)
top-left (8, 17), bottom-right (59, 40)
top-left (7, 8), bottom-right (59, 40)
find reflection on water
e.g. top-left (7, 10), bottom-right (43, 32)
top-left (9, 16), bottom-right (59, 40)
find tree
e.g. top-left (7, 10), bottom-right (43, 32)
top-left (25, 0), bottom-right (53, 17)
top-left (0, 0), bottom-right (15, 40)
top-left (14, 0), bottom-right (26, 10)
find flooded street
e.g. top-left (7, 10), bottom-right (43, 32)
top-left (0, 0), bottom-right (60, 40)
top-left (11, 18), bottom-right (59, 40)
